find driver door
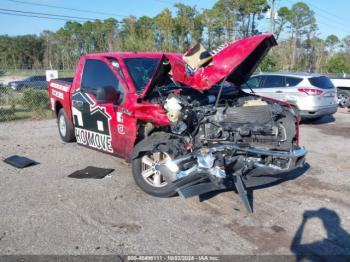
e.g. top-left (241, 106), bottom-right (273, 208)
top-left (71, 58), bottom-right (128, 156)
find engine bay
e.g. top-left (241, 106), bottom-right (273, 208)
top-left (145, 83), bottom-right (298, 152)
top-left (137, 82), bottom-right (306, 213)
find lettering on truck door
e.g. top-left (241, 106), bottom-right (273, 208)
top-left (71, 58), bottom-right (127, 155)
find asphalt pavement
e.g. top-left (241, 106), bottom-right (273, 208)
top-left (0, 109), bottom-right (350, 256)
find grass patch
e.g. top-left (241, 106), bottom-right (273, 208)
top-left (0, 107), bottom-right (53, 122)
top-left (58, 71), bottom-right (74, 78)
top-left (1, 85), bottom-right (53, 122)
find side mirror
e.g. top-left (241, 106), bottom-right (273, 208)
top-left (95, 86), bottom-right (120, 104)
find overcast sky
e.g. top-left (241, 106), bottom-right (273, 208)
top-left (0, 0), bottom-right (349, 39)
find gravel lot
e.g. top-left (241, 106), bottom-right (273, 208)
top-left (0, 109), bottom-right (350, 256)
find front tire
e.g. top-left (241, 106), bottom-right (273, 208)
top-left (57, 108), bottom-right (75, 143)
top-left (131, 133), bottom-right (182, 198)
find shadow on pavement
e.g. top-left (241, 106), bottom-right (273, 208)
top-left (291, 208), bottom-right (350, 261)
top-left (198, 163), bottom-right (310, 213)
top-left (243, 163), bottom-right (310, 212)
top-left (301, 114), bottom-right (335, 125)
top-left (245, 163), bottom-right (310, 190)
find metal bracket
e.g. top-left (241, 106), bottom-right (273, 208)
top-left (233, 175), bottom-right (253, 213)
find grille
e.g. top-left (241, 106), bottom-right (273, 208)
top-left (213, 105), bottom-right (273, 124)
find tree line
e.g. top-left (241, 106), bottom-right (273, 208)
top-left (0, 0), bottom-right (349, 74)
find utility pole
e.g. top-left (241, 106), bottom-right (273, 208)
top-left (270, 0), bottom-right (276, 34)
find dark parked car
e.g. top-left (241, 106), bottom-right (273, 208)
top-left (8, 75), bottom-right (48, 91)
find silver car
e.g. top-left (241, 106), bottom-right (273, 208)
top-left (242, 72), bottom-right (338, 119)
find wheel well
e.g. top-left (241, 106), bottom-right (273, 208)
top-left (55, 102), bottom-right (63, 118)
top-left (337, 87), bottom-right (350, 92)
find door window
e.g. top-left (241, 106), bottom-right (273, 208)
top-left (108, 58), bottom-right (127, 83)
top-left (262, 75), bottom-right (284, 88)
top-left (81, 59), bottom-right (121, 96)
top-left (244, 76), bottom-right (263, 88)
top-left (38, 76), bottom-right (47, 81)
top-left (285, 76), bottom-right (302, 87)
top-left (30, 76), bottom-right (44, 81)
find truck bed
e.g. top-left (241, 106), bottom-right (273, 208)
top-left (48, 78), bottom-right (73, 118)
top-left (52, 77), bottom-right (73, 85)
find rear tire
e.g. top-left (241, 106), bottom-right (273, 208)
top-left (337, 90), bottom-right (350, 108)
top-left (57, 108), bottom-right (75, 143)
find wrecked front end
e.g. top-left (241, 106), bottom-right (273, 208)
top-left (158, 140), bottom-right (306, 195)
top-left (137, 88), bottom-right (307, 212)
top-left (157, 94), bottom-right (306, 212)
top-left (134, 34), bottom-right (307, 212)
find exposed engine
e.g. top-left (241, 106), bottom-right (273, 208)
top-left (159, 87), bottom-right (297, 152)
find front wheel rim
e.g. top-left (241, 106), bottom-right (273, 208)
top-left (59, 115), bottom-right (67, 137)
top-left (141, 152), bottom-right (171, 188)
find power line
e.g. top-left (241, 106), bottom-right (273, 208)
top-left (0, 10), bottom-right (150, 27)
top-left (316, 20), bottom-right (350, 37)
top-left (0, 8), bottom-right (141, 25)
top-left (0, 8), bottom-right (172, 27)
top-left (0, 3), bottom-right (288, 36)
top-left (0, 8), bottom-right (97, 20)
top-left (312, 12), bottom-right (350, 35)
top-left (284, 0), bottom-right (350, 35)
top-left (4, 0), bottom-right (127, 18)
top-left (0, 11), bottom-right (85, 22)
top-left (302, 0), bottom-right (350, 25)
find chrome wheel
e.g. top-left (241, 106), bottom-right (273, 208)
top-left (141, 152), bottom-right (171, 188)
top-left (338, 93), bottom-right (349, 108)
top-left (59, 114), bottom-right (67, 137)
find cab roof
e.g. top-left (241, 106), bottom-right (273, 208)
top-left (84, 51), bottom-right (181, 60)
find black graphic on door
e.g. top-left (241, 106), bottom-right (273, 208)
top-left (72, 91), bottom-right (113, 153)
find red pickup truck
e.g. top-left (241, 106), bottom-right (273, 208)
top-left (48, 34), bottom-right (307, 212)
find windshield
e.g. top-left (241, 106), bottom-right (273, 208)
top-left (124, 58), bottom-right (160, 93)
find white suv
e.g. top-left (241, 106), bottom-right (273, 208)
top-left (242, 72), bottom-right (338, 119)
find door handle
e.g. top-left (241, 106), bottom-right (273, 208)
top-left (275, 90), bottom-right (283, 93)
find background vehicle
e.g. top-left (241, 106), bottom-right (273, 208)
top-left (48, 34), bottom-right (306, 212)
top-left (8, 75), bottom-right (48, 91)
top-left (330, 77), bottom-right (350, 108)
top-left (242, 72), bottom-right (337, 120)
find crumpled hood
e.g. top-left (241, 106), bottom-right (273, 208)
top-left (142, 34), bottom-right (276, 96)
top-left (169, 34), bottom-right (277, 90)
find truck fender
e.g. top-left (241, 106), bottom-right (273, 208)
top-left (131, 132), bottom-right (171, 160)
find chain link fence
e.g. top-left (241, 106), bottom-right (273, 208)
top-left (0, 69), bottom-right (73, 122)
top-left (1, 68), bottom-right (347, 123)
